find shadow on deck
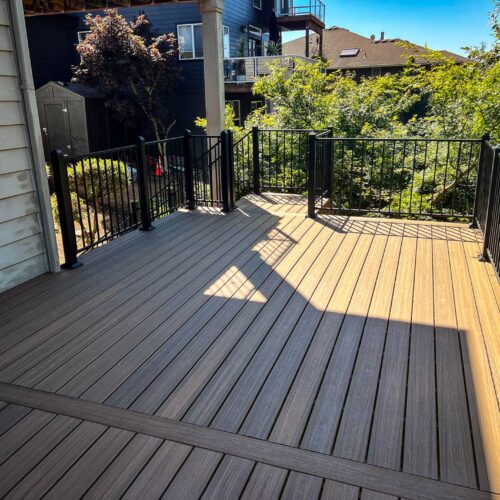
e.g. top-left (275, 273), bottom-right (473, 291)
top-left (0, 193), bottom-right (498, 499)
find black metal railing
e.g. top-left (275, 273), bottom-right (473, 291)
top-left (277, 0), bottom-right (326, 22)
top-left (254, 128), bottom-right (320, 193)
top-left (311, 135), bottom-right (482, 220)
top-left (472, 137), bottom-right (500, 275)
top-left (51, 130), bottom-right (235, 268)
top-left (233, 129), bottom-right (253, 198)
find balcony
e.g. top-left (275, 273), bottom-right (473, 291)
top-left (224, 55), bottom-right (314, 87)
top-left (276, 0), bottom-right (326, 32)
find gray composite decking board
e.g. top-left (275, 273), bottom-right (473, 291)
top-left (122, 440), bottom-right (193, 500)
top-left (238, 229), bottom-right (366, 440)
top-left (448, 235), bottom-right (500, 493)
top-left (2, 382), bottom-right (497, 500)
top-left (332, 236), bottom-right (403, 461)
top-left (162, 448), bottom-right (223, 500)
top-left (366, 236), bottom-right (417, 470)
top-left (0, 210), bottom-right (192, 327)
top-left (0, 212), bottom-right (227, 346)
top-left (0, 212), bottom-right (252, 371)
top-left (201, 455), bottom-right (255, 500)
top-left (240, 463), bottom-right (288, 500)
top-left (0, 414), bottom-right (81, 496)
top-left (321, 480), bottom-right (359, 500)
top-left (7, 420), bottom-right (107, 499)
top-left (76, 214), bottom-right (299, 407)
top-left (105, 216), bottom-right (305, 413)
top-left (10, 212), bottom-right (280, 390)
top-left (43, 427), bottom-right (134, 499)
top-left (433, 236), bottom-right (477, 488)
top-left (281, 471), bottom-right (323, 500)
top-left (360, 491), bottom-right (398, 500)
top-left (142, 215), bottom-right (340, 414)
top-left (0, 408), bottom-right (54, 465)
top-left (83, 433), bottom-right (163, 499)
top-left (299, 234), bottom-right (388, 454)
top-left (0, 196), bottom-right (499, 499)
top-left (404, 233), bottom-right (438, 480)
top-left (157, 218), bottom-right (324, 421)
top-left (52, 216), bottom-right (303, 402)
top-left (0, 403), bottom-right (31, 435)
top-left (159, 219), bottom-right (327, 424)
top-left (269, 229), bottom-right (391, 447)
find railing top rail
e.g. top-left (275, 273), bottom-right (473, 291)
top-left (224, 55), bottom-right (315, 63)
top-left (64, 144), bottom-right (137, 162)
top-left (144, 136), bottom-right (183, 146)
top-left (316, 136), bottom-right (482, 143)
top-left (260, 128), bottom-right (324, 132)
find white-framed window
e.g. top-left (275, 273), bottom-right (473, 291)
top-left (248, 25), bottom-right (262, 37)
top-left (253, 0), bottom-right (262, 10)
top-left (226, 100), bottom-right (241, 124)
top-left (223, 26), bottom-right (230, 58)
top-left (177, 23), bottom-right (203, 60)
top-left (77, 30), bottom-right (91, 44)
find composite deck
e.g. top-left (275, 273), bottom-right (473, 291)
top-left (0, 193), bottom-right (499, 499)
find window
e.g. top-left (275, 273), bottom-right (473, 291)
top-left (371, 67), bottom-right (382, 77)
top-left (226, 100), bottom-right (241, 124)
top-left (223, 26), bottom-right (230, 58)
top-left (248, 25), bottom-right (262, 37)
top-left (251, 100), bottom-right (263, 112)
top-left (340, 48), bottom-right (360, 58)
top-left (77, 31), bottom-right (90, 44)
top-left (253, 0), bottom-right (262, 9)
top-left (177, 24), bottom-right (203, 60)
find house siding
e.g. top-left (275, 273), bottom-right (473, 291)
top-left (0, 0), bottom-right (51, 292)
top-left (25, 0), bottom-right (270, 134)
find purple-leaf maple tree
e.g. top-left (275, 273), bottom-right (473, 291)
top-left (73, 9), bottom-right (180, 141)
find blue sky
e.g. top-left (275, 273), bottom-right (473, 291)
top-left (282, 0), bottom-right (496, 55)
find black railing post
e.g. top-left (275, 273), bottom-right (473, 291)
top-left (479, 146), bottom-right (499, 262)
top-left (252, 126), bottom-right (260, 194)
top-left (227, 130), bottom-right (236, 209)
top-left (220, 130), bottom-right (231, 213)
top-left (183, 129), bottom-right (195, 210)
top-left (470, 133), bottom-right (491, 228)
top-left (136, 136), bottom-right (154, 231)
top-left (51, 149), bottom-right (81, 269)
top-left (307, 131), bottom-right (317, 218)
top-left (324, 125), bottom-right (334, 199)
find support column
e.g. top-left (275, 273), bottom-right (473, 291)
top-left (199, 0), bottom-right (225, 136)
top-left (305, 27), bottom-right (310, 58)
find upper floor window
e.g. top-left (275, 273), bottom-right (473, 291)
top-left (253, 0), bottom-right (262, 9)
top-left (77, 31), bottom-right (91, 44)
top-left (177, 23), bottom-right (203, 60)
top-left (223, 26), bottom-right (230, 58)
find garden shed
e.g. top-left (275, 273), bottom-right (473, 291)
top-left (36, 81), bottom-right (126, 159)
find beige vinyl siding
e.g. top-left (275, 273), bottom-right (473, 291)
top-left (0, 0), bottom-right (50, 292)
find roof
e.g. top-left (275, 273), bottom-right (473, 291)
top-left (36, 81), bottom-right (103, 99)
top-left (282, 27), bottom-right (469, 70)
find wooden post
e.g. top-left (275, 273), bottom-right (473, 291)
top-left (183, 130), bottom-right (195, 210)
top-left (51, 149), bottom-right (81, 269)
top-left (305, 28), bottom-right (310, 58)
top-left (308, 131), bottom-right (317, 218)
top-left (136, 137), bottom-right (154, 231)
top-left (252, 126), bottom-right (260, 194)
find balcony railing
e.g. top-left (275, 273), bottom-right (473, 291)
top-left (276, 0), bottom-right (326, 23)
top-left (224, 55), bottom-right (314, 84)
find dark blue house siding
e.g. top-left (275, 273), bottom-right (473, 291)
top-left (26, 1), bottom-right (271, 135)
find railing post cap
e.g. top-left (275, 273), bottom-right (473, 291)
top-left (482, 132), bottom-right (491, 141)
top-left (184, 129), bottom-right (191, 137)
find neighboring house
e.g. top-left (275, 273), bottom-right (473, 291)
top-left (283, 26), bottom-right (469, 78)
top-left (25, 0), bottom-right (325, 134)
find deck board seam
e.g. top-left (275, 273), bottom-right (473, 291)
top-left (0, 382), bottom-right (496, 500)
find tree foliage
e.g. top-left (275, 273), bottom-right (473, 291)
top-left (73, 9), bottom-right (180, 141)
